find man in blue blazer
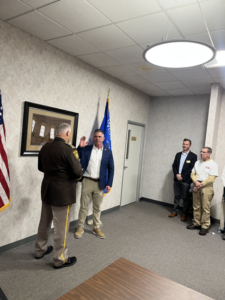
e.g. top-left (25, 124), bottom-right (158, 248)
top-left (169, 139), bottom-right (197, 221)
top-left (75, 129), bottom-right (114, 239)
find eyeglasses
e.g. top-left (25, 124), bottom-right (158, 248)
top-left (200, 151), bottom-right (208, 153)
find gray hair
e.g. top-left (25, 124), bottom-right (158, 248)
top-left (204, 147), bottom-right (212, 153)
top-left (56, 123), bottom-right (71, 135)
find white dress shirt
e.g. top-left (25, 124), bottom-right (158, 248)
top-left (179, 151), bottom-right (190, 174)
top-left (83, 145), bottom-right (103, 179)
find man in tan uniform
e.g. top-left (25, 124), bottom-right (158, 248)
top-left (35, 123), bottom-right (83, 269)
top-left (187, 147), bottom-right (218, 236)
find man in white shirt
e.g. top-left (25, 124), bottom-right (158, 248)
top-left (187, 147), bottom-right (218, 235)
top-left (75, 129), bottom-right (114, 239)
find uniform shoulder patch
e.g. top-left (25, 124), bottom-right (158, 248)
top-left (73, 149), bottom-right (79, 160)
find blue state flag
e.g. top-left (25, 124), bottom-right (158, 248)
top-left (100, 98), bottom-right (111, 195)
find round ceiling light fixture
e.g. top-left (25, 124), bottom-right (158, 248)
top-left (143, 40), bottom-right (216, 69)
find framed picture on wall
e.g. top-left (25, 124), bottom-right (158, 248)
top-left (21, 102), bottom-right (79, 156)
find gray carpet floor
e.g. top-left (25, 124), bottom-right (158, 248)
top-left (0, 201), bottom-right (225, 300)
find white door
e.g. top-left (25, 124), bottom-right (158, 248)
top-left (121, 123), bottom-right (143, 206)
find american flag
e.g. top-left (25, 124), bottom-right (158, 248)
top-left (0, 91), bottom-right (10, 212)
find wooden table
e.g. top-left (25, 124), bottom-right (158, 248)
top-left (58, 257), bottom-right (214, 300)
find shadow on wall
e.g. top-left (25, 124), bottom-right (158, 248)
top-left (162, 169), bottom-right (174, 204)
top-left (211, 193), bottom-right (223, 218)
top-left (87, 97), bottom-right (100, 146)
top-left (10, 149), bottom-right (34, 227)
top-left (18, 103), bottom-right (24, 157)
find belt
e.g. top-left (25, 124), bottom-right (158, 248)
top-left (85, 177), bottom-right (100, 182)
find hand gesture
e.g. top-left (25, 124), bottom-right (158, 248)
top-left (176, 174), bottom-right (183, 181)
top-left (195, 181), bottom-right (202, 188)
top-left (105, 186), bottom-right (111, 193)
top-left (193, 187), bottom-right (198, 193)
top-left (80, 136), bottom-right (88, 147)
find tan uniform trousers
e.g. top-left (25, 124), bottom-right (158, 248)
top-left (78, 178), bottom-right (104, 229)
top-left (193, 184), bottom-right (214, 229)
top-left (35, 202), bottom-right (72, 267)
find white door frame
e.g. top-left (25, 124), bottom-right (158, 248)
top-left (120, 121), bottom-right (146, 206)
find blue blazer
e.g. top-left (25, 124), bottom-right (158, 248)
top-left (77, 145), bottom-right (114, 190)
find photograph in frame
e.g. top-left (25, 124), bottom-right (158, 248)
top-left (21, 102), bottom-right (79, 156)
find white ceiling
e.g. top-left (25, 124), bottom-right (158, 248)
top-left (1, 0), bottom-right (225, 96)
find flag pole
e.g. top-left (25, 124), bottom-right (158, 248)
top-left (107, 88), bottom-right (110, 100)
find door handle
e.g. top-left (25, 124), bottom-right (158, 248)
top-left (126, 130), bottom-right (131, 159)
top-left (124, 166), bottom-right (128, 169)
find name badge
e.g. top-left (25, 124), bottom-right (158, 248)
top-left (186, 160), bottom-right (190, 163)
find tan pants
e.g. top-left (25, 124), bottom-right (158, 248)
top-left (193, 184), bottom-right (214, 229)
top-left (35, 202), bottom-right (72, 267)
top-left (78, 178), bottom-right (104, 229)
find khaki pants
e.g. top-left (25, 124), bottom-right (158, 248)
top-left (193, 184), bottom-right (214, 229)
top-left (78, 178), bottom-right (104, 229)
top-left (35, 202), bottom-right (72, 267)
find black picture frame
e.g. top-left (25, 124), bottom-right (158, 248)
top-left (0, 288), bottom-right (8, 300)
top-left (21, 102), bottom-right (79, 156)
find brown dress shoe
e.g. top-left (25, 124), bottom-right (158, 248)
top-left (187, 224), bottom-right (201, 230)
top-left (181, 216), bottom-right (187, 222)
top-left (199, 228), bottom-right (208, 236)
top-left (168, 212), bottom-right (177, 218)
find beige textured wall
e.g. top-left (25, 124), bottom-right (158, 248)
top-left (141, 95), bottom-right (210, 205)
top-left (205, 83), bottom-right (223, 160)
top-left (0, 21), bottom-right (150, 248)
top-left (210, 90), bottom-right (225, 219)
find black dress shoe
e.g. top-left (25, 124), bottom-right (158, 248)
top-left (35, 246), bottom-right (53, 259)
top-left (199, 228), bottom-right (208, 236)
top-left (187, 224), bottom-right (201, 230)
top-left (53, 257), bottom-right (77, 269)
